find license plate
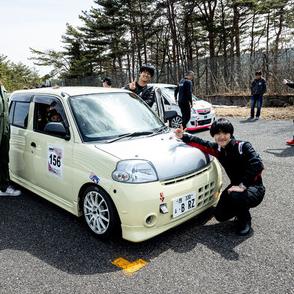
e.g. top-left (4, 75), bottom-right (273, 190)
top-left (173, 192), bottom-right (196, 218)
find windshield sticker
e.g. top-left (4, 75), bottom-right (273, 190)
top-left (48, 145), bottom-right (64, 178)
top-left (89, 172), bottom-right (100, 184)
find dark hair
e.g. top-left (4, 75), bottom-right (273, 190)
top-left (210, 118), bottom-right (234, 137)
top-left (185, 70), bottom-right (194, 77)
top-left (255, 71), bottom-right (262, 76)
top-left (47, 108), bottom-right (59, 118)
top-left (140, 64), bottom-right (155, 77)
top-left (103, 77), bottom-right (112, 86)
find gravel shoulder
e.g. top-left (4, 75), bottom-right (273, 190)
top-left (215, 106), bottom-right (294, 120)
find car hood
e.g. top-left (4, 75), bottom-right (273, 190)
top-left (95, 132), bottom-right (209, 181)
top-left (192, 99), bottom-right (212, 110)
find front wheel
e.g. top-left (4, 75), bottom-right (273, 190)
top-left (169, 115), bottom-right (183, 128)
top-left (82, 186), bottom-right (120, 239)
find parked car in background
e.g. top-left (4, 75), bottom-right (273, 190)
top-left (8, 87), bottom-right (222, 242)
top-left (150, 83), bottom-right (216, 131)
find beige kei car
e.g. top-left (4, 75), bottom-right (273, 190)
top-left (9, 87), bottom-right (222, 242)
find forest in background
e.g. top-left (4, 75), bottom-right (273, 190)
top-left (5, 0), bottom-right (294, 94)
top-left (0, 55), bottom-right (41, 91)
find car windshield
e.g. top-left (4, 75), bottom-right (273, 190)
top-left (69, 92), bottom-right (165, 142)
top-left (161, 86), bottom-right (201, 103)
top-left (192, 95), bottom-right (201, 102)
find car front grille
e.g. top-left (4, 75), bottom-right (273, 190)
top-left (198, 118), bottom-right (212, 126)
top-left (196, 181), bottom-right (215, 209)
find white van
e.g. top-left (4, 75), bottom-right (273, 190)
top-left (8, 87), bottom-right (222, 242)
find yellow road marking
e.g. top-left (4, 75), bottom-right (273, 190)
top-left (112, 257), bottom-right (148, 275)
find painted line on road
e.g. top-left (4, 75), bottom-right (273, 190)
top-left (112, 257), bottom-right (148, 275)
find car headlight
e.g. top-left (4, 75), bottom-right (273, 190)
top-left (112, 160), bottom-right (158, 183)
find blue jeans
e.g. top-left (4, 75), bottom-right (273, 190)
top-left (251, 95), bottom-right (263, 118)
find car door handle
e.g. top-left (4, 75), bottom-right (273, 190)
top-left (31, 142), bottom-right (36, 148)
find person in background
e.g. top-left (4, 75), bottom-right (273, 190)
top-left (282, 79), bottom-right (294, 146)
top-left (250, 70), bottom-right (266, 120)
top-left (102, 77), bottom-right (112, 88)
top-left (0, 79), bottom-right (21, 197)
top-left (175, 118), bottom-right (265, 236)
top-left (124, 64), bottom-right (156, 108)
top-left (174, 71), bottom-right (194, 128)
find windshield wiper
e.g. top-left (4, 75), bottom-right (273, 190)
top-left (154, 125), bottom-right (169, 133)
top-left (147, 125), bottom-right (169, 137)
top-left (106, 131), bottom-right (154, 143)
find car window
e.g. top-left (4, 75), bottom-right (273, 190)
top-left (163, 97), bottom-right (170, 105)
top-left (162, 87), bottom-right (176, 101)
top-left (69, 92), bottom-right (164, 142)
top-left (10, 101), bottom-right (30, 128)
top-left (33, 96), bottom-right (67, 136)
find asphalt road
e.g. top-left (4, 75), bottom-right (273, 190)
top-left (0, 118), bottom-right (293, 294)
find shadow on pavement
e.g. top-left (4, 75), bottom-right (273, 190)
top-left (239, 118), bottom-right (257, 124)
top-left (264, 147), bottom-right (294, 157)
top-left (0, 193), bottom-right (251, 275)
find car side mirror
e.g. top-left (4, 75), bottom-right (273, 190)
top-left (164, 110), bottom-right (177, 122)
top-left (44, 122), bottom-right (70, 140)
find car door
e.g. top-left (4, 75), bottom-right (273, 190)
top-left (29, 95), bottom-right (74, 207)
top-left (9, 93), bottom-right (34, 183)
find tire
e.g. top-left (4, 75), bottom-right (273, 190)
top-left (82, 186), bottom-right (121, 239)
top-left (169, 115), bottom-right (183, 128)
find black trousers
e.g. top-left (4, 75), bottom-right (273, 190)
top-left (214, 184), bottom-right (265, 223)
top-left (0, 133), bottom-right (10, 192)
top-left (179, 101), bottom-right (191, 129)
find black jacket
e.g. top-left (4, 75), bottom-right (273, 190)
top-left (175, 79), bottom-right (193, 105)
top-left (182, 134), bottom-right (264, 187)
top-left (251, 78), bottom-right (266, 96)
top-left (125, 82), bottom-right (155, 107)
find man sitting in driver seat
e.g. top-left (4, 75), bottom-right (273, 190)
top-left (47, 109), bottom-right (62, 123)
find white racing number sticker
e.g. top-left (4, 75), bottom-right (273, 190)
top-left (48, 145), bottom-right (64, 178)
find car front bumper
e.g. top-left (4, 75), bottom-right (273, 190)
top-left (186, 113), bottom-right (216, 131)
top-left (110, 159), bottom-right (222, 242)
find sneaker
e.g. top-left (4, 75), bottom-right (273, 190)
top-left (286, 139), bottom-right (294, 146)
top-left (0, 186), bottom-right (21, 197)
top-left (255, 117), bottom-right (259, 120)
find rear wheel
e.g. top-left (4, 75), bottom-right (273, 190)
top-left (82, 186), bottom-right (120, 239)
top-left (169, 115), bottom-right (183, 128)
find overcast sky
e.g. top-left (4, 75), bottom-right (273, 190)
top-left (0, 0), bottom-right (94, 75)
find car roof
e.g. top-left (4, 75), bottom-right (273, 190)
top-left (149, 83), bottom-right (177, 88)
top-left (11, 86), bottom-right (130, 99)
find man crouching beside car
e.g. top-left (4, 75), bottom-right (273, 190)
top-left (175, 118), bottom-right (265, 236)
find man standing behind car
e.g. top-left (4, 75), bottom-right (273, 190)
top-left (0, 79), bottom-right (21, 197)
top-left (125, 64), bottom-right (155, 107)
top-left (175, 70), bottom-right (194, 129)
top-left (250, 70), bottom-right (266, 120)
